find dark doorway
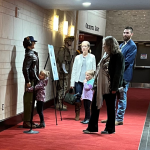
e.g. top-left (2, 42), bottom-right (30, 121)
top-left (79, 31), bottom-right (103, 64)
top-left (118, 41), bottom-right (150, 85)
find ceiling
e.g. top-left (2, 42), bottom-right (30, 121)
top-left (28, 0), bottom-right (150, 10)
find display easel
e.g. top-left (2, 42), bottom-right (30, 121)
top-left (44, 55), bottom-right (62, 125)
top-left (44, 45), bottom-right (63, 125)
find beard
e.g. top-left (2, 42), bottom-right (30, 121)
top-left (123, 36), bottom-right (130, 41)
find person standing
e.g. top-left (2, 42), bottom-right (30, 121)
top-left (26, 70), bottom-right (50, 128)
top-left (101, 27), bottom-right (137, 125)
top-left (22, 36), bottom-right (39, 128)
top-left (81, 70), bottom-right (95, 124)
top-left (115, 26), bottom-right (137, 125)
top-left (70, 41), bottom-right (96, 121)
top-left (56, 36), bottom-right (75, 111)
top-left (83, 36), bottom-right (125, 134)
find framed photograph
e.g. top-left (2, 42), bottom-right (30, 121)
top-left (140, 54), bottom-right (147, 59)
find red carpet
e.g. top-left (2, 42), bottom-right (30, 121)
top-left (0, 88), bottom-right (149, 150)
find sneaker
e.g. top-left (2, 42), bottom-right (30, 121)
top-left (82, 119), bottom-right (89, 124)
top-left (115, 121), bottom-right (123, 126)
top-left (80, 120), bottom-right (85, 123)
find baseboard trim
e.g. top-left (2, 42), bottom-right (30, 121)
top-left (130, 83), bottom-right (150, 88)
top-left (0, 99), bottom-right (54, 132)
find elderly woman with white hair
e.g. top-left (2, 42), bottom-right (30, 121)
top-left (70, 41), bottom-right (96, 121)
top-left (83, 36), bottom-right (125, 134)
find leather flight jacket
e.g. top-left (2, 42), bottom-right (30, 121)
top-left (22, 48), bottom-right (39, 83)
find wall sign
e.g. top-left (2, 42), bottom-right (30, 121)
top-left (48, 45), bottom-right (59, 81)
top-left (85, 23), bottom-right (99, 32)
top-left (140, 54), bottom-right (147, 59)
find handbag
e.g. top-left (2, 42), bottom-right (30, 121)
top-left (64, 88), bottom-right (76, 105)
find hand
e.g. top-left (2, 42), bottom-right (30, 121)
top-left (80, 98), bottom-right (83, 101)
top-left (112, 91), bottom-right (116, 94)
top-left (26, 82), bottom-right (31, 88)
top-left (83, 79), bottom-right (87, 83)
top-left (70, 86), bottom-right (74, 89)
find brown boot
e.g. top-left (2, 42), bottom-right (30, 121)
top-left (75, 102), bottom-right (81, 121)
top-left (23, 121), bottom-right (36, 128)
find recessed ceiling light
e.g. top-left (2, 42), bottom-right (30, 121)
top-left (82, 2), bottom-right (91, 7)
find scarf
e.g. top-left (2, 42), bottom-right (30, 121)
top-left (94, 52), bottom-right (110, 109)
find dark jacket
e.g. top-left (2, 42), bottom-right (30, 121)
top-left (22, 48), bottom-right (39, 83)
top-left (108, 52), bottom-right (125, 91)
top-left (120, 39), bottom-right (137, 82)
top-left (27, 78), bottom-right (48, 102)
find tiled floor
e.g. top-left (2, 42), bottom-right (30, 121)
top-left (139, 103), bottom-right (150, 150)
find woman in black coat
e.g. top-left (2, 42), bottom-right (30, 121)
top-left (83, 36), bottom-right (125, 134)
top-left (22, 36), bottom-right (39, 128)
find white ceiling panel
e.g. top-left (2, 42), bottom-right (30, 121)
top-left (27, 0), bottom-right (150, 10)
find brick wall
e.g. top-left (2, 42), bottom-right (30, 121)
top-left (106, 10), bottom-right (150, 41)
top-left (0, 0), bottom-right (76, 120)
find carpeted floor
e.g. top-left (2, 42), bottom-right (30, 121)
top-left (0, 88), bottom-right (149, 150)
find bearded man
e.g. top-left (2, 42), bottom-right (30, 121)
top-left (115, 26), bottom-right (137, 125)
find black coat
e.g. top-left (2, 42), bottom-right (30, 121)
top-left (22, 48), bottom-right (39, 83)
top-left (108, 52), bottom-right (125, 91)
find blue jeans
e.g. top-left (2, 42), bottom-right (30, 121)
top-left (74, 82), bottom-right (83, 102)
top-left (116, 82), bottom-right (130, 122)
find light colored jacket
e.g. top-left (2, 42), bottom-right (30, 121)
top-left (70, 53), bottom-right (96, 87)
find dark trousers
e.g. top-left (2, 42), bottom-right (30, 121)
top-left (87, 89), bottom-right (100, 132)
top-left (83, 99), bottom-right (91, 120)
top-left (36, 101), bottom-right (44, 123)
top-left (75, 82), bottom-right (83, 102)
top-left (87, 89), bottom-right (116, 133)
top-left (104, 93), bottom-right (116, 133)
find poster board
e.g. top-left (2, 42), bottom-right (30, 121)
top-left (135, 44), bottom-right (150, 67)
top-left (48, 44), bottom-right (59, 81)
